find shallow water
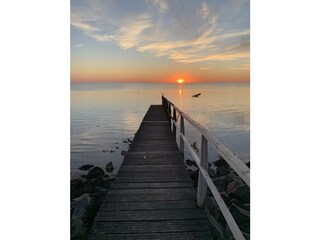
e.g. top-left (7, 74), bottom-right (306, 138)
top-left (71, 82), bottom-right (249, 178)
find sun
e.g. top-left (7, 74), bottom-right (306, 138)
top-left (177, 78), bottom-right (184, 84)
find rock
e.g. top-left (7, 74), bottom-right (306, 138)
top-left (78, 164), bottom-right (94, 171)
top-left (71, 194), bottom-right (92, 221)
top-left (190, 171), bottom-right (199, 187)
top-left (71, 219), bottom-right (86, 240)
top-left (213, 177), bottom-right (226, 192)
top-left (71, 178), bottom-right (87, 200)
top-left (229, 185), bottom-right (250, 203)
top-left (116, 147), bottom-right (119, 149)
top-left (225, 172), bottom-right (237, 185)
top-left (86, 167), bottom-right (105, 179)
top-left (239, 222), bottom-right (250, 234)
top-left (216, 165), bottom-right (231, 176)
top-left (185, 159), bottom-right (197, 168)
top-left (102, 149), bottom-right (106, 152)
top-left (208, 169), bottom-right (216, 178)
top-left (229, 203), bottom-right (250, 224)
top-left (109, 150), bottom-right (114, 153)
top-left (106, 162), bottom-right (114, 173)
top-left (71, 178), bottom-right (86, 190)
top-left (242, 203), bottom-right (250, 211)
top-left (220, 192), bottom-right (231, 206)
top-left (121, 151), bottom-right (128, 156)
top-left (204, 207), bottom-right (226, 240)
top-left (88, 178), bottom-right (105, 188)
top-left (123, 140), bottom-right (128, 143)
top-left (246, 162), bottom-right (250, 168)
top-left (71, 194), bottom-right (92, 239)
top-left (214, 157), bottom-right (228, 167)
top-left (204, 196), bottom-right (218, 212)
top-left (226, 180), bottom-right (242, 194)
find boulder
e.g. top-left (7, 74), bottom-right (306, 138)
top-left (204, 208), bottom-right (226, 240)
top-left (88, 178), bottom-right (105, 188)
top-left (239, 222), bottom-right (250, 234)
top-left (71, 178), bottom-right (87, 200)
top-left (229, 203), bottom-right (250, 224)
top-left (220, 192), bottom-right (231, 206)
top-left (229, 185), bottom-right (250, 203)
top-left (121, 151), bottom-right (128, 156)
top-left (204, 196), bottom-right (218, 212)
top-left (78, 164), bottom-right (94, 171)
top-left (71, 194), bottom-right (92, 239)
top-left (216, 165), bottom-right (231, 176)
top-left (208, 168), bottom-right (216, 178)
top-left (86, 167), bottom-right (105, 179)
top-left (226, 180), bottom-right (242, 194)
top-left (190, 171), bottom-right (199, 187)
top-left (242, 203), bottom-right (250, 211)
top-left (185, 159), bottom-right (198, 168)
top-left (213, 177), bottom-right (226, 192)
top-left (214, 157), bottom-right (228, 167)
top-left (225, 172), bottom-right (237, 185)
top-left (106, 162), bottom-right (114, 172)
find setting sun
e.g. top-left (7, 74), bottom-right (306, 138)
top-left (177, 78), bottom-right (184, 84)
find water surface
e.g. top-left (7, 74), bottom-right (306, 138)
top-left (71, 82), bottom-right (249, 178)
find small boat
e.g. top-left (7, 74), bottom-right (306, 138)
top-left (192, 93), bottom-right (201, 98)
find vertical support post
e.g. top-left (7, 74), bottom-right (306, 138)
top-left (173, 108), bottom-right (177, 136)
top-left (197, 135), bottom-right (208, 207)
top-left (179, 115), bottom-right (185, 156)
top-left (168, 103), bottom-right (172, 127)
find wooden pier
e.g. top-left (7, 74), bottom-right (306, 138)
top-left (88, 105), bottom-right (213, 239)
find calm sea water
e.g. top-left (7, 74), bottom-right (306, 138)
top-left (71, 82), bottom-right (250, 178)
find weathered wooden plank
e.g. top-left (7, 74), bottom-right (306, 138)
top-left (90, 219), bottom-right (209, 234)
top-left (114, 175), bottom-right (191, 183)
top-left (116, 171), bottom-right (189, 177)
top-left (95, 209), bottom-right (206, 221)
top-left (122, 150), bottom-right (180, 156)
top-left (120, 164), bottom-right (186, 173)
top-left (104, 191), bottom-right (196, 202)
top-left (99, 200), bottom-right (196, 211)
top-left (122, 159), bottom-right (182, 165)
top-left (108, 188), bottom-right (195, 195)
top-left (110, 182), bottom-right (193, 189)
top-left (88, 231), bottom-right (212, 240)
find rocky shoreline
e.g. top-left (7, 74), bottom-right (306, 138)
top-left (71, 164), bottom-right (114, 240)
top-left (186, 156), bottom-right (250, 240)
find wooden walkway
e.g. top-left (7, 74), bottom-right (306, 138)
top-left (88, 105), bottom-right (212, 239)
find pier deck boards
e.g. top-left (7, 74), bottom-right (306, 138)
top-left (88, 105), bottom-right (212, 239)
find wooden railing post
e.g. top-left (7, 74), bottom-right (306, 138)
top-left (197, 135), bottom-right (208, 207)
top-left (173, 108), bottom-right (177, 136)
top-left (179, 116), bottom-right (185, 156)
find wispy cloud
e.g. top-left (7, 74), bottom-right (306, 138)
top-left (117, 14), bottom-right (152, 49)
top-left (74, 43), bottom-right (84, 48)
top-left (197, 2), bottom-right (209, 19)
top-left (147, 0), bottom-right (168, 12)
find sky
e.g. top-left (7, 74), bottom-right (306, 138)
top-left (71, 0), bottom-right (250, 83)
